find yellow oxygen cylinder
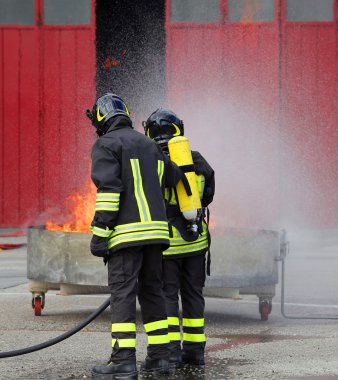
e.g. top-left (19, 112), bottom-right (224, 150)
top-left (168, 136), bottom-right (201, 223)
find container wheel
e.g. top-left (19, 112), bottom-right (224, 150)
top-left (32, 294), bottom-right (45, 316)
top-left (259, 298), bottom-right (272, 321)
top-left (260, 302), bottom-right (269, 321)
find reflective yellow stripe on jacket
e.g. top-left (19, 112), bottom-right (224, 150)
top-left (163, 221), bottom-right (208, 256)
top-left (130, 159), bottom-right (151, 222)
top-left (165, 174), bottom-right (205, 206)
top-left (157, 160), bottom-right (164, 185)
top-left (91, 225), bottom-right (113, 238)
top-left (108, 221), bottom-right (169, 249)
top-left (95, 192), bottom-right (120, 212)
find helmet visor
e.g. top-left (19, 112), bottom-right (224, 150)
top-left (97, 97), bottom-right (129, 117)
top-left (146, 121), bottom-right (181, 139)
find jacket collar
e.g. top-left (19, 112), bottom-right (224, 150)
top-left (106, 116), bottom-right (133, 134)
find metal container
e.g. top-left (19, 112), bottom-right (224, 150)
top-left (205, 229), bottom-right (280, 319)
top-left (27, 226), bottom-right (280, 319)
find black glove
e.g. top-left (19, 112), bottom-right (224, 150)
top-left (90, 235), bottom-right (109, 260)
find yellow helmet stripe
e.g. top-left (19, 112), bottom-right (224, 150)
top-left (172, 123), bottom-right (181, 136)
top-left (123, 102), bottom-right (130, 115)
top-left (97, 106), bottom-right (108, 121)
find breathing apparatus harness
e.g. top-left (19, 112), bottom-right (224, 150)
top-left (143, 108), bottom-right (212, 274)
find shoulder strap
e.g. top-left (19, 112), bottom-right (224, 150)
top-left (206, 207), bottom-right (211, 276)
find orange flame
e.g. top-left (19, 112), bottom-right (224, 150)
top-left (208, 215), bottom-right (225, 237)
top-left (208, 217), bottom-right (216, 230)
top-left (46, 177), bottom-right (96, 233)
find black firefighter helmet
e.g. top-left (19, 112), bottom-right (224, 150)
top-left (143, 108), bottom-right (184, 152)
top-left (86, 93), bottom-right (130, 136)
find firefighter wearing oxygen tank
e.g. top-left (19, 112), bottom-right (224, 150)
top-left (143, 108), bottom-right (215, 369)
top-left (86, 95), bottom-right (183, 378)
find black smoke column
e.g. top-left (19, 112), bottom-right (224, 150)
top-left (96, 0), bottom-right (166, 122)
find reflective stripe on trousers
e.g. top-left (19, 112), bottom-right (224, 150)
top-left (144, 319), bottom-right (170, 346)
top-left (111, 322), bottom-right (136, 349)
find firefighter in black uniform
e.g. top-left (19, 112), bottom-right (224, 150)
top-left (143, 108), bottom-right (215, 369)
top-left (86, 94), bottom-right (182, 379)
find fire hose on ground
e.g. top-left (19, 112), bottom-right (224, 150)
top-left (0, 298), bottom-right (110, 358)
top-left (2, 230), bottom-right (338, 359)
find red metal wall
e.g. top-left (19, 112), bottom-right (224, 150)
top-left (280, 1), bottom-right (338, 227)
top-left (0, 0), bottom-right (95, 227)
top-left (1, 0), bottom-right (337, 229)
top-left (166, 0), bottom-right (338, 229)
top-left (166, 0), bottom-right (280, 229)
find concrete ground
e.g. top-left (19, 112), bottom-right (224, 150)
top-left (0, 228), bottom-right (338, 380)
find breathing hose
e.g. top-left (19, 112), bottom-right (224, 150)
top-left (0, 297), bottom-right (110, 358)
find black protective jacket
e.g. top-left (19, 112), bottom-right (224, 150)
top-left (91, 116), bottom-right (181, 253)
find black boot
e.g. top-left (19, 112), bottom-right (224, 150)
top-left (182, 351), bottom-right (205, 368)
top-left (169, 352), bottom-right (183, 369)
top-left (92, 360), bottom-right (138, 379)
top-left (140, 357), bottom-right (170, 375)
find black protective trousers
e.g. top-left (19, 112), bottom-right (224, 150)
top-left (162, 253), bottom-right (206, 356)
top-left (108, 244), bottom-right (169, 363)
